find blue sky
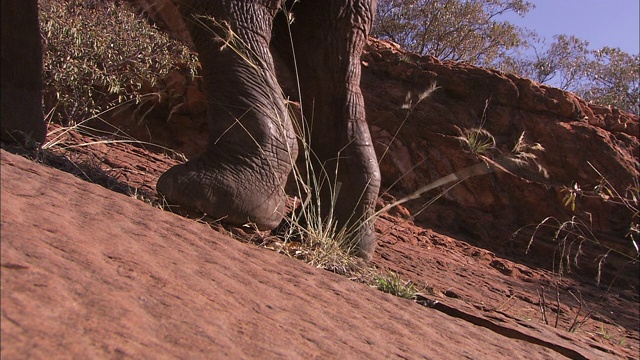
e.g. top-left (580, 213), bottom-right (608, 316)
top-left (499, 0), bottom-right (639, 55)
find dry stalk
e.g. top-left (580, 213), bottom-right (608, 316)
top-left (567, 290), bottom-right (591, 333)
top-left (554, 282), bottom-right (561, 328)
top-left (538, 287), bottom-right (549, 325)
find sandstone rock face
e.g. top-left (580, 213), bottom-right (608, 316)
top-left (5, 149), bottom-right (621, 359)
top-left (361, 39), bottom-right (639, 285)
top-left (127, 0), bottom-right (193, 48)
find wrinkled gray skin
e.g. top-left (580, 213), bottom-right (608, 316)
top-left (1, 0), bottom-right (381, 260)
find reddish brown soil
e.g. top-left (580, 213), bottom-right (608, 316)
top-left (1, 120), bottom-right (638, 358)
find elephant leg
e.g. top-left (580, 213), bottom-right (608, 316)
top-left (279, 0), bottom-right (381, 260)
top-left (158, 1), bottom-right (298, 229)
top-left (1, 0), bottom-right (47, 145)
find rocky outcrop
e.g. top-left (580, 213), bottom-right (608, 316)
top-left (362, 39), bottom-right (639, 283)
top-left (127, 0), bottom-right (193, 48)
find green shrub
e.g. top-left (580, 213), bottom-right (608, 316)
top-left (374, 271), bottom-right (418, 299)
top-left (39, 0), bottom-right (199, 123)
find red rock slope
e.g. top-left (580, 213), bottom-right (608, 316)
top-left (1, 149), bottom-right (622, 359)
top-left (362, 39), bottom-right (639, 286)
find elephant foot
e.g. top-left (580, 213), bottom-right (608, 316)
top-left (354, 227), bottom-right (376, 262)
top-left (0, 84), bottom-right (47, 145)
top-left (335, 203), bottom-right (377, 262)
top-left (156, 157), bottom-right (286, 230)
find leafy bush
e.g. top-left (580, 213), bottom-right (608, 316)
top-left (374, 0), bottom-right (639, 114)
top-left (39, 0), bottom-right (199, 123)
top-left (500, 35), bottom-right (640, 114)
top-left (373, 0), bottom-right (532, 65)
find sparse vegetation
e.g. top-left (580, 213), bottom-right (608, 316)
top-left (536, 283), bottom-right (592, 333)
top-left (374, 271), bottom-right (419, 299)
top-left (277, 198), bottom-right (366, 275)
top-left (508, 131), bottom-right (548, 178)
top-left (456, 100), bottom-right (496, 156)
top-left (515, 162), bottom-right (639, 285)
top-left (39, 0), bottom-right (198, 124)
top-left (458, 127), bottom-right (496, 155)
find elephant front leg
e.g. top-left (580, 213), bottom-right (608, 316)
top-left (282, 0), bottom-right (381, 260)
top-left (1, 0), bottom-right (47, 145)
top-left (158, 1), bottom-right (298, 229)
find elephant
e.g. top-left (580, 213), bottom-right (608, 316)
top-left (1, 0), bottom-right (47, 144)
top-left (1, 0), bottom-right (382, 261)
